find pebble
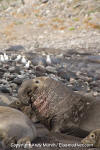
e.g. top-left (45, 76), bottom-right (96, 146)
top-left (0, 50), bottom-right (99, 99)
top-left (41, 0), bottom-right (49, 3)
top-left (0, 79), bottom-right (8, 84)
top-left (46, 66), bottom-right (57, 74)
top-left (36, 66), bottom-right (46, 73)
top-left (9, 66), bottom-right (20, 74)
top-left (0, 86), bottom-right (11, 93)
top-left (10, 83), bottom-right (17, 90)
top-left (13, 78), bottom-right (23, 85)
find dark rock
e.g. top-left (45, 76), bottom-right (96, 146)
top-left (9, 66), bottom-right (20, 74)
top-left (57, 69), bottom-right (69, 80)
top-left (13, 78), bottom-right (23, 85)
top-left (0, 86), bottom-right (11, 93)
top-left (0, 69), bottom-right (6, 78)
top-left (72, 80), bottom-right (89, 92)
top-left (89, 80), bottom-right (100, 92)
top-left (36, 66), bottom-right (46, 73)
top-left (41, 0), bottom-right (49, 3)
top-left (87, 55), bottom-right (100, 64)
top-left (50, 55), bottom-right (63, 65)
top-left (35, 66), bottom-right (46, 77)
top-left (57, 69), bottom-right (77, 81)
top-left (7, 75), bottom-right (16, 81)
top-left (6, 45), bottom-right (24, 52)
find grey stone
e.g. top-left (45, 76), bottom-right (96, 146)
top-left (46, 66), bottom-right (57, 74)
top-left (41, 0), bottom-right (49, 3)
top-left (13, 78), bottom-right (23, 85)
top-left (0, 86), bottom-right (11, 93)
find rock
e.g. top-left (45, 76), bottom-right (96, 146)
top-left (46, 66), bottom-right (57, 74)
top-left (57, 69), bottom-right (77, 81)
top-left (35, 66), bottom-right (46, 77)
top-left (0, 79), bottom-right (8, 84)
top-left (7, 75), bottom-right (16, 81)
top-left (87, 55), bottom-right (100, 64)
top-left (0, 69), bottom-right (5, 78)
top-left (9, 66), bottom-right (20, 74)
top-left (41, 0), bottom-right (49, 3)
top-left (6, 45), bottom-right (24, 52)
top-left (13, 78), bottom-right (23, 85)
top-left (0, 86), bottom-right (11, 93)
top-left (3, 72), bottom-right (11, 78)
top-left (72, 80), bottom-right (89, 92)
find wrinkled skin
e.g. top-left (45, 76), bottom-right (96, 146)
top-left (17, 77), bottom-right (92, 137)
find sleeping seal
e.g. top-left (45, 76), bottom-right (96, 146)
top-left (0, 106), bottom-right (37, 149)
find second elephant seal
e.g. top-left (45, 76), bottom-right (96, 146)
top-left (0, 106), bottom-right (37, 149)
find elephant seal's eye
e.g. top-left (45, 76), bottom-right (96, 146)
top-left (35, 80), bottom-right (39, 84)
top-left (90, 133), bottom-right (95, 139)
top-left (16, 101), bottom-right (21, 105)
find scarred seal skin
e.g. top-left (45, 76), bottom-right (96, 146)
top-left (0, 106), bottom-right (37, 149)
top-left (18, 77), bottom-right (92, 137)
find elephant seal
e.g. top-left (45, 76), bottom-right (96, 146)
top-left (0, 106), bottom-right (37, 149)
top-left (9, 99), bottom-right (38, 123)
top-left (79, 100), bottom-right (100, 132)
top-left (18, 77), bottom-right (92, 137)
top-left (81, 129), bottom-right (100, 148)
